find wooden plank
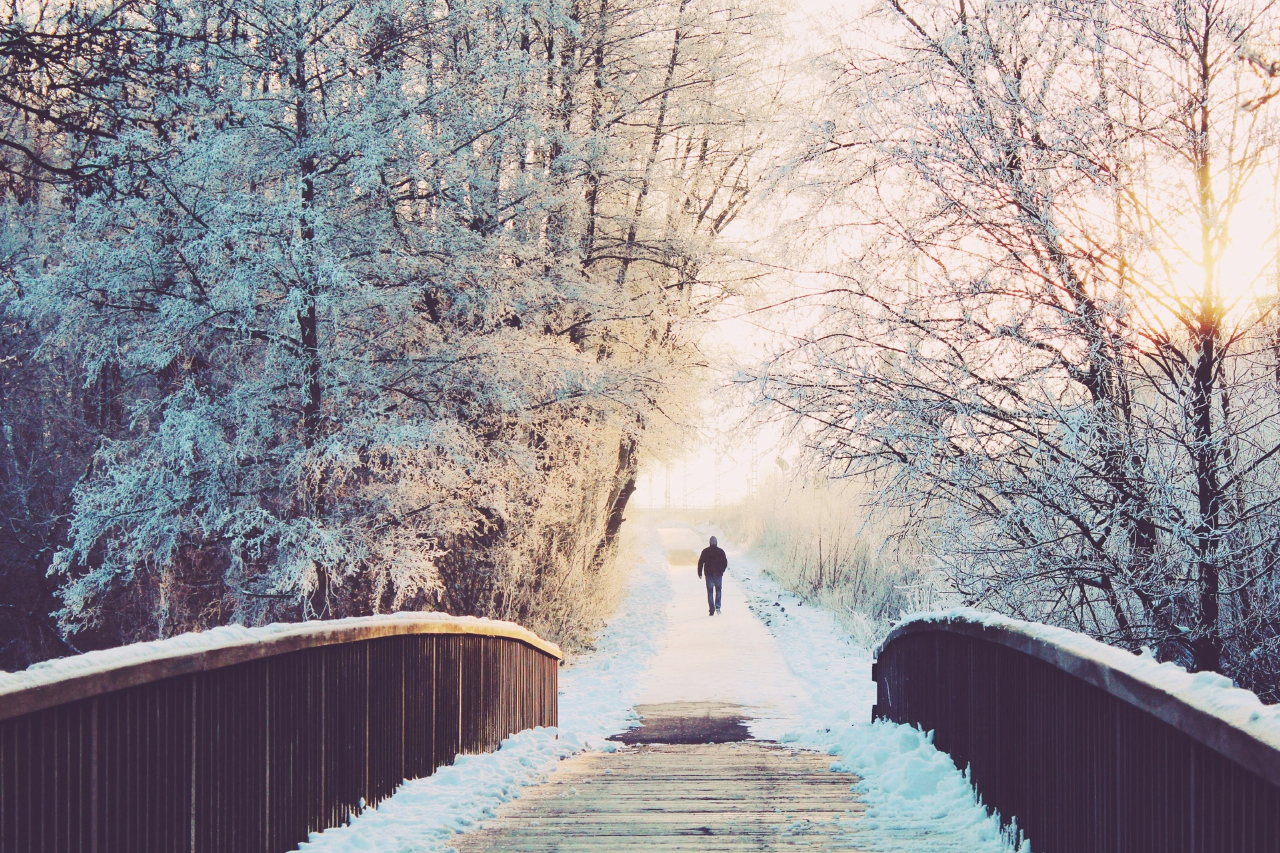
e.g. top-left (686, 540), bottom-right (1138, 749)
top-left (453, 741), bottom-right (872, 852)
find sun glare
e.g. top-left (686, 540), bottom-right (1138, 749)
top-left (1160, 169), bottom-right (1280, 318)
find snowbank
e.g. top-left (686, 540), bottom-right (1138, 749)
top-left (297, 727), bottom-right (585, 853)
top-left (722, 533), bottom-right (1025, 852)
top-left (558, 532), bottom-right (674, 743)
top-left (820, 721), bottom-right (1022, 850)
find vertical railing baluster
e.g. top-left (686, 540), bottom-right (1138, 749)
top-left (0, 622), bottom-right (558, 853)
top-left (874, 620), bottom-right (1280, 853)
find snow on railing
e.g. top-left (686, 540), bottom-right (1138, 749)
top-left (0, 613), bottom-right (561, 853)
top-left (0, 611), bottom-right (561, 721)
top-left (874, 609), bottom-right (1280, 853)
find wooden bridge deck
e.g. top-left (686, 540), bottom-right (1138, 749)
top-left (453, 703), bottom-right (871, 852)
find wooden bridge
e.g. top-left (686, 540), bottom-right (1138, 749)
top-left (1, 609), bottom-right (1278, 852)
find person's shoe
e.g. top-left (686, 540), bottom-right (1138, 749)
top-left (709, 609), bottom-right (715, 616)
top-left (716, 606), bottom-right (721, 614)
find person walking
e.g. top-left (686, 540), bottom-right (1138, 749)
top-left (697, 536), bottom-right (729, 616)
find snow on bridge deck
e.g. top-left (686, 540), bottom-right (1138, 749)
top-left (448, 524), bottom-right (1008, 853)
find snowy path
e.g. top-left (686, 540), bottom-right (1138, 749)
top-left (633, 526), bottom-right (811, 739)
top-left (294, 518), bottom-right (1024, 853)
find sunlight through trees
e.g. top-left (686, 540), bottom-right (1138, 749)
top-left (753, 0), bottom-right (1280, 698)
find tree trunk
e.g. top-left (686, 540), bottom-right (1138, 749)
top-left (614, 0), bottom-right (689, 287)
top-left (292, 45), bottom-right (328, 619)
top-left (592, 437), bottom-right (638, 570)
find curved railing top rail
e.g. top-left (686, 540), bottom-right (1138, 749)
top-left (881, 608), bottom-right (1280, 787)
top-left (0, 612), bottom-right (562, 722)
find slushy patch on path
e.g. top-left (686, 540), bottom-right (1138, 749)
top-left (610, 700), bottom-right (753, 744)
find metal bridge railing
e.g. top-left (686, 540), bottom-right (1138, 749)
top-left (0, 614), bottom-right (561, 853)
top-left (873, 610), bottom-right (1280, 853)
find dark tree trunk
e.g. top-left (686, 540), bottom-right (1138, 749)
top-left (592, 437), bottom-right (638, 570)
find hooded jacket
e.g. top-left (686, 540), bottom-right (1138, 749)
top-left (697, 545), bottom-right (728, 578)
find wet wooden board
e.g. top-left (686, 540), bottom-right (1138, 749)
top-left (612, 702), bottom-right (753, 744)
top-left (452, 741), bottom-right (871, 851)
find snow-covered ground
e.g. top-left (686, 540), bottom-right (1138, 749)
top-left (632, 525), bottom-right (812, 740)
top-left (296, 518), bottom-right (1022, 853)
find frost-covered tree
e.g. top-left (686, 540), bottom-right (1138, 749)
top-left (33, 0), bottom-right (584, 634)
top-left (0, 0), bottom-right (778, 657)
top-left (571, 0), bottom-right (782, 529)
top-left (754, 0), bottom-right (1280, 695)
top-left (0, 0), bottom-right (216, 665)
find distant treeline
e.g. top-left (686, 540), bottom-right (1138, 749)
top-left (723, 477), bottom-right (936, 649)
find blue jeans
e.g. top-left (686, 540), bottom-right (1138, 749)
top-left (705, 574), bottom-right (723, 613)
